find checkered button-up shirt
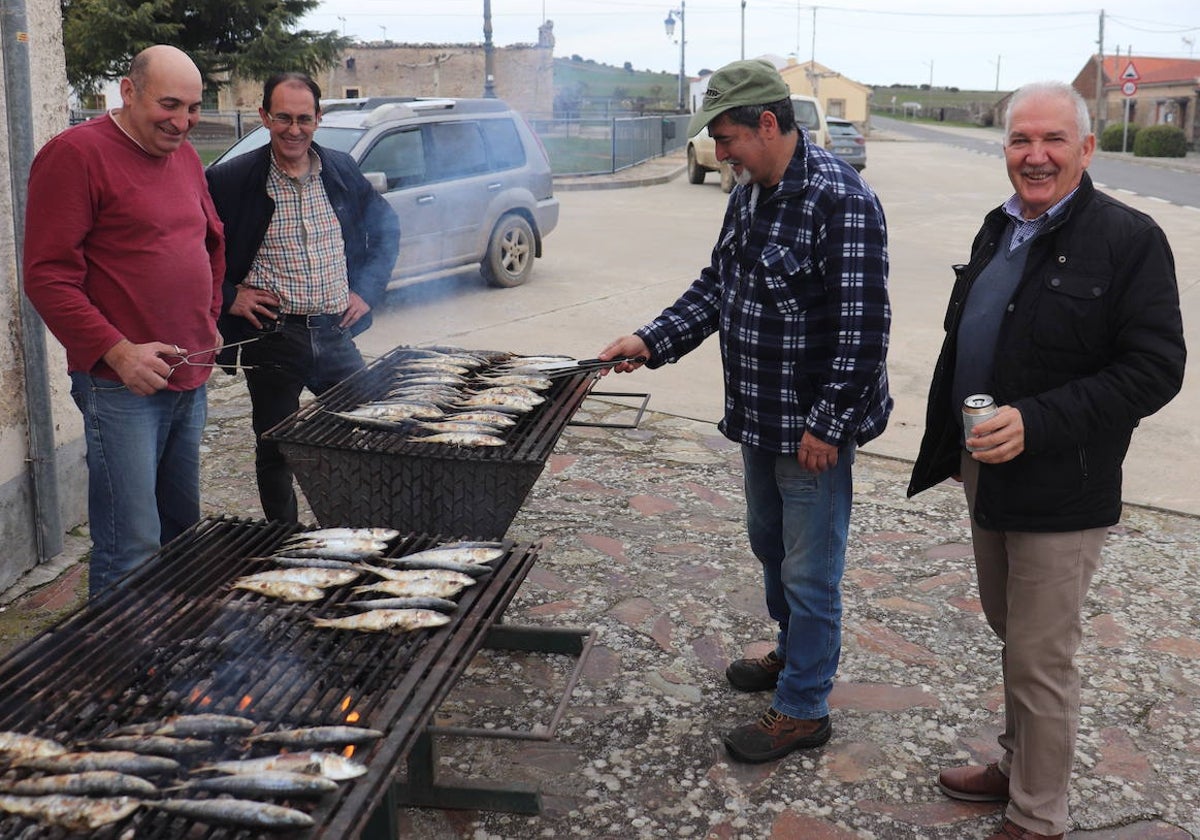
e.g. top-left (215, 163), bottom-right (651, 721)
top-left (246, 151), bottom-right (350, 314)
top-left (637, 136), bottom-right (892, 453)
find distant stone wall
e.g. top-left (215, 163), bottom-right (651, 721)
top-left (221, 43), bottom-right (554, 118)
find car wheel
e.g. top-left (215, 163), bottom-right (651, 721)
top-left (719, 163), bottom-right (735, 193)
top-left (481, 214), bottom-right (535, 288)
top-left (687, 146), bottom-right (707, 184)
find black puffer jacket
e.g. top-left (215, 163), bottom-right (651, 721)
top-left (907, 173), bottom-right (1186, 531)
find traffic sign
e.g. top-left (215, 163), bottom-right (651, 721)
top-left (1122, 80), bottom-right (1137, 97)
top-left (1121, 61), bottom-right (1139, 81)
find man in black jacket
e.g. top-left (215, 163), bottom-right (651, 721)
top-left (908, 81), bottom-right (1185, 840)
top-left (207, 72), bottom-right (399, 522)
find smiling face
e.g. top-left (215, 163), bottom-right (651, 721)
top-left (261, 81), bottom-right (321, 173)
top-left (709, 110), bottom-right (788, 188)
top-left (118, 46), bottom-right (203, 157)
top-left (1004, 91), bottom-right (1095, 219)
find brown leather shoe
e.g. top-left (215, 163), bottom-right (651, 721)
top-left (722, 707), bottom-right (831, 763)
top-left (725, 649), bottom-right (784, 692)
top-left (986, 818), bottom-right (1064, 840)
top-left (937, 762), bottom-right (1010, 802)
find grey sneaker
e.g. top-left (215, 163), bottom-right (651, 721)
top-left (725, 649), bottom-right (784, 692)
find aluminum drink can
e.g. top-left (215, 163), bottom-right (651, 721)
top-left (962, 394), bottom-right (998, 452)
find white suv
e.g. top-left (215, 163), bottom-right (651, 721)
top-left (687, 94), bottom-right (830, 193)
top-left (210, 97), bottom-right (559, 288)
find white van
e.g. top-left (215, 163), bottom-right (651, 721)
top-left (687, 94), bottom-right (830, 193)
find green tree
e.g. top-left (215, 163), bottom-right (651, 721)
top-left (62, 0), bottom-right (348, 95)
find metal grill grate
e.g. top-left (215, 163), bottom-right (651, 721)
top-left (0, 517), bottom-right (540, 839)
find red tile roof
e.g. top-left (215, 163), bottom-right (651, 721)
top-left (1091, 55), bottom-right (1200, 86)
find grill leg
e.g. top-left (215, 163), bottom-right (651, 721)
top-left (363, 782), bottom-right (400, 840)
top-left (392, 729), bottom-right (542, 814)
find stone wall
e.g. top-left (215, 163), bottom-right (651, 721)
top-left (221, 43), bottom-right (555, 118)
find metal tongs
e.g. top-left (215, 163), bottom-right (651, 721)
top-left (526, 355), bottom-right (648, 378)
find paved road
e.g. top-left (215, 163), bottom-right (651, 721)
top-left (364, 127), bottom-right (1200, 515)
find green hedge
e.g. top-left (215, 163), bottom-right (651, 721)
top-left (1132, 124), bottom-right (1188, 158)
top-left (1099, 122), bottom-right (1138, 152)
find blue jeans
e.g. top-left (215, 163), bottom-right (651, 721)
top-left (70, 372), bottom-right (207, 599)
top-left (241, 320), bottom-right (364, 522)
top-left (741, 444), bottom-right (855, 720)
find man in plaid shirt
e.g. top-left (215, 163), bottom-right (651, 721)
top-left (600, 59), bottom-right (890, 763)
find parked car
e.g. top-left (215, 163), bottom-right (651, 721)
top-left (826, 116), bottom-right (867, 172)
top-left (209, 97), bottom-right (559, 288)
top-left (687, 94), bottom-right (830, 193)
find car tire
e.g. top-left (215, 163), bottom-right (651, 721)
top-left (719, 163), bottom-right (735, 193)
top-left (687, 146), bottom-right (707, 184)
top-left (481, 214), bottom-right (535, 288)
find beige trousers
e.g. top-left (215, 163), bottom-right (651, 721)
top-left (961, 453), bottom-right (1108, 836)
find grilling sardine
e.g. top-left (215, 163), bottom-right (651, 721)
top-left (355, 566), bottom-right (477, 587)
top-left (245, 725), bottom-right (383, 748)
top-left (0, 731), bottom-right (67, 759)
top-left (113, 713), bottom-right (257, 738)
top-left (177, 769), bottom-right (339, 799)
top-left (343, 595), bottom-right (459, 613)
top-left (13, 750), bottom-right (181, 776)
top-left (399, 545), bottom-right (504, 565)
top-left (234, 568), bottom-right (360, 588)
top-left (199, 751), bottom-right (367, 780)
top-left (231, 579), bottom-right (326, 602)
top-left (285, 527), bottom-right (400, 543)
top-left (0, 771), bottom-right (158, 797)
top-left (408, 431), bottom-right (507, 447)
top-left (268, 555), bottom-right (360, 570)
top-left (331, 402), bottom-right (443, 422)
top-left (149, 798), bottom-right (315, 830)
top-left (81, 735), bottom-right (215, 758)
top-left (351, 579), bottom-right (469, 599)
top-left (440, 409), bottom-right (517, 427)
top-left (311, 608), bottom-right (452, 633)
top-left (0, 794), bottom-right (140, 831)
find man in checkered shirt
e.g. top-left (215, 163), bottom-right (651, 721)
top-left (600, 59), bottom-right (891, 763)
top-left (208, 72), bottom-right (399, 523)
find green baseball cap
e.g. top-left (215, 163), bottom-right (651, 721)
top-left (687, 59), bottom-right (790, 138)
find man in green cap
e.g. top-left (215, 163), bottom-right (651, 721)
top-left (599, 58), bottom-right (891, 762)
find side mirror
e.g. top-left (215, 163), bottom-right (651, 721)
top-left (363, 171), bottom-right (388, 193)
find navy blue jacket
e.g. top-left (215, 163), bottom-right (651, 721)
top-left (908, 173), bottom-right (1186, 531)
top-left (205, 142), bottom-right (400, 354)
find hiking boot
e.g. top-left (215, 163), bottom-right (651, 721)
top-left (725, 649), bottom-right (784, 692)
top-left (937, 762), bottom-right (1010, 802)
top-left (722, 707), bottom-right (832, 763)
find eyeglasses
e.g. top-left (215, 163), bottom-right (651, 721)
top-left (266, 113), bottom-right (318, 128)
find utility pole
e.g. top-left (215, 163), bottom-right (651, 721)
top-left (1093, 9), bottom-right (1105, 135)
top-left (741, 1), bottom-right (747, 60)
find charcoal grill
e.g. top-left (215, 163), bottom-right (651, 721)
top-left (0, 517), bottom-right (591, 839)
top-left (263, 346), bottom-right (601, 539)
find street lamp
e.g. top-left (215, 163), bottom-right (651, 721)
top-left (337, 15), bottom-right (346, 36)
top-left (663, 3), bottom-right (686, 111)
top-left (379, 25), bottom-right (387, 42)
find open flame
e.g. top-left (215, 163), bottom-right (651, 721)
top-left (237, 694), bottom-right (253, 712)
top-left (340, 695), bottom-right (359, 757)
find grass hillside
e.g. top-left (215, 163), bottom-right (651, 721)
top-left (554, 57), bottom-right (682, 113)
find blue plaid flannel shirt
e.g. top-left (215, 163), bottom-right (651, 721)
top-left (637, 136), bottom-right (892, 453)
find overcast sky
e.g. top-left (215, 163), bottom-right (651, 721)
top-left (299, 1), bottom-right (1197, 93)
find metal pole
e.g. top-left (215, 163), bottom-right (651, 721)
top-left (2, 0), bottom-right (65, 562)
top-left (678, 2), bottom-right (686, 111)
top-left (1094, 9), bottom-right (1105, 136)
top-left (741, 1), bottom-right (746, 60)
top-left (483, 0), bottom-right (496, 98)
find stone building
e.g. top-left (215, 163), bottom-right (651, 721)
top-left (1073, 54), bottom-right (1200, 144)
top-left (780, 58), bottom-right (872, 124)
top-left (220, 28), bottom-right (555, 118)
top-left (1, 0), bottom-right (81, 590)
